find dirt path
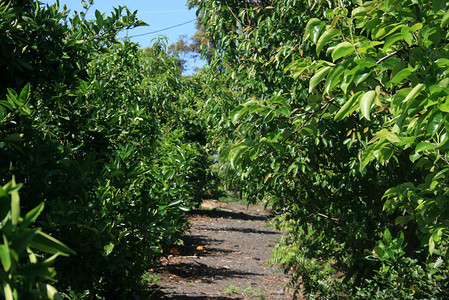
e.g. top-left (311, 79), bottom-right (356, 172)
top-left (149, 200), bottom-right (293, 299)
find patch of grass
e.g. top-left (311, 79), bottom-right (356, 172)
top-left (244, 285), bottom-right (267, 299)
top-left (141, 273), bottom-right (162, 285)
top-left (218, 189), bottom-right (248, 205)
top-left (223, 284), bottom-right (267, 299)
top-left (223, 284), bottom-right (241, 295)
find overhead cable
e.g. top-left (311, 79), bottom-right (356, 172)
top-left (131, 19), bottom-right (196, 37)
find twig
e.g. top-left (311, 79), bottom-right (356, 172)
top-left (376, 50), bottom-right (399, 65)
top-left (149, 286), bottom-right (162, 298)
top-left (317, 212), bottom-right (340, 223)
top-left (282, 102), bottom-right (330, 144)
top-left (225, 1), bottom-right (244, 26)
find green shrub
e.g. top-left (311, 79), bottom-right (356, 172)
top-left (1, 1), bottom-right (211, 297)
top-left (0, 178), bottom-right (74, 300)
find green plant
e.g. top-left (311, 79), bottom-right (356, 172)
top-left (0, 178), bottom-right (74, 300)
top-left (141, 273), bottom-right (162, 285)
top-left (1, 0), bottom-right (212, 297)
top-left (243, 285), bottom-right (267, 299)
top-left (223, 284), bottom-right (241, 295)
top-left (190, 0), bottom-right (449, 298)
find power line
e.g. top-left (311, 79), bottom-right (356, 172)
top-left (131, 19), bottom-right (196, 38)
top-left (138, 9), bottom-right (190, 14)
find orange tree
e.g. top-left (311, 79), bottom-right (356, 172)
top-left (191, 0), bottom-right (449, 298)
top-left (1, 0), bottom-right (211, 298)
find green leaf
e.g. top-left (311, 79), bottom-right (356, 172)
top-left (432, 0), bottom-right (446, 13)
top-left (21, 202), bottom-right (45, 228)
top-left (435, 58), bottom-right (449, 67)
top-left (11, 229), bottom-right (39, 256)
top-left (390, 68), bottom-right (412, 86)
top-left (324, 65), bottom-right (344, 94)
top-left (309, 66), bottom-right (331, 93)
top-left (29, 231), bottom-right (76, 256)
top-left (40, 283), bottom-right (62, 300)
top-left (395, 216), bottom-right (410, 225)
top-left (229, 143), bottom-right (249, 168)
top-left (415, 141), bottom-right (433, 153)
top-left (231, 105), bottom-right (248, 123)
top-left (375, 129), bottom-right (402, 143)
top-left (334, 92), bottom-right (362, 121)
top-left (10, 178), bottom-right (20, 226)
top-left (286, 61), bottom-right (312, 78)
top-left (351, 7), bottom-right (367, 18)
top-left (316, 28), bottom-right (340, 55)
top-left (432, 228), bottom-right (444, 243)
top-left (442, 9), bottom-right (449, 27)
top-left (3, 133), bottom-right (24, 143)
top-left (360, 91), bottom-right (376, 120)
top-left (429, 235), bottom-right (435, 254)
top-left (361, 140), bottom-right (388, 170)
top-left (404, 83), bottom-right (425, 103)
top-left (384, 228), bottom-right (392, 244)
top-left (0, 245), bottom-right (11, 272)
top-left (354, 70), bottom-right (371, 86)
top-left (383, 33), bottom-right (404, 51)
top-left (104, 242), bottom-right (114, 255)
top-left (95, 10), bottom-right (104, 27)
top-left (18, 83), bottom-right (31, 106)
top-left (434, 257), bottom-right (444, 269)
top-left (264, 111), bottom-right (275, 123)
top-left (331, 41), bottom-right (354, 61)
top-left (269, 95), bottom-right (290, 109)
top-left (168, 200), bottom-right (182, 207)
top-left (3, 282), bottom-right (14, 300)
top-left (427, 111), bottom-right (443, 136)
top-left (401, 26), bottom-right (413, 45)
top-left (438, 97), bottom-right (449, 112)
top-left (361, 144), bottom-right (376, 170)
top-left (17, 260), bottom-right (55, 277)
top-left (373, 23), bottom-right (405, 40)
top-left (304, 18), bottom-right (322, 43)
top-left (410, 23), bottom-right (423, 32)
top-left (275, 107), bottom-right (291, 117)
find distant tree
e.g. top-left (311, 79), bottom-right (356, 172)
top-left (168, 17), bottom-right (216, 69)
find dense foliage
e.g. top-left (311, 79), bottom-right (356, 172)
top-left (190, 0), bottom-right (449, 298)
top-left (0, 0), bottom-right (211, 298)
top-left (4, 0), bottom-right (449, 298)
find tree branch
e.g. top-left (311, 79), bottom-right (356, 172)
top-left (225, 1), bottom-right (244, 26)
top-left (282, 102), bottom-right (330, 144)
top-left (376, 50), bottom-right (399, 65)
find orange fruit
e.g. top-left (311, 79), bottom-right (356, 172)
top-left (169, 247), bottom-right (180, 255)
top-left (196, 246), bottom-right (204, 251)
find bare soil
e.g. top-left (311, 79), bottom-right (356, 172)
top-left (149, 200), bottom-right (293, 299)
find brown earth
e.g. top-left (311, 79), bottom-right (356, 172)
top-left (148, 200), bottom-right (294, 299)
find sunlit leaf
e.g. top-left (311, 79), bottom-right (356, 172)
top-left (309, 66), bottom-right (331, 93)
top-left (334, 92), bottom-right (362, 121)
top-left (360, 90), bottom-right (376, 120)
top-left (316, 28), bottom-right (340, 55)
top-left (331, 41), bottom-right (354, 61)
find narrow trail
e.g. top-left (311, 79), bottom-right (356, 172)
top-left (150, 200), bottom-right (293, 299)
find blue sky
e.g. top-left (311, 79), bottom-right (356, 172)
top-left (45, 0), bottom-right (206, 73)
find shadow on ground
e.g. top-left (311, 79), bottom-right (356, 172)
top-left (190, 208), bottom-right (272, 221)
top-left (151, 291), bottom-right (237, 300)
top-left (156, 261), bottom-right (262, 281)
